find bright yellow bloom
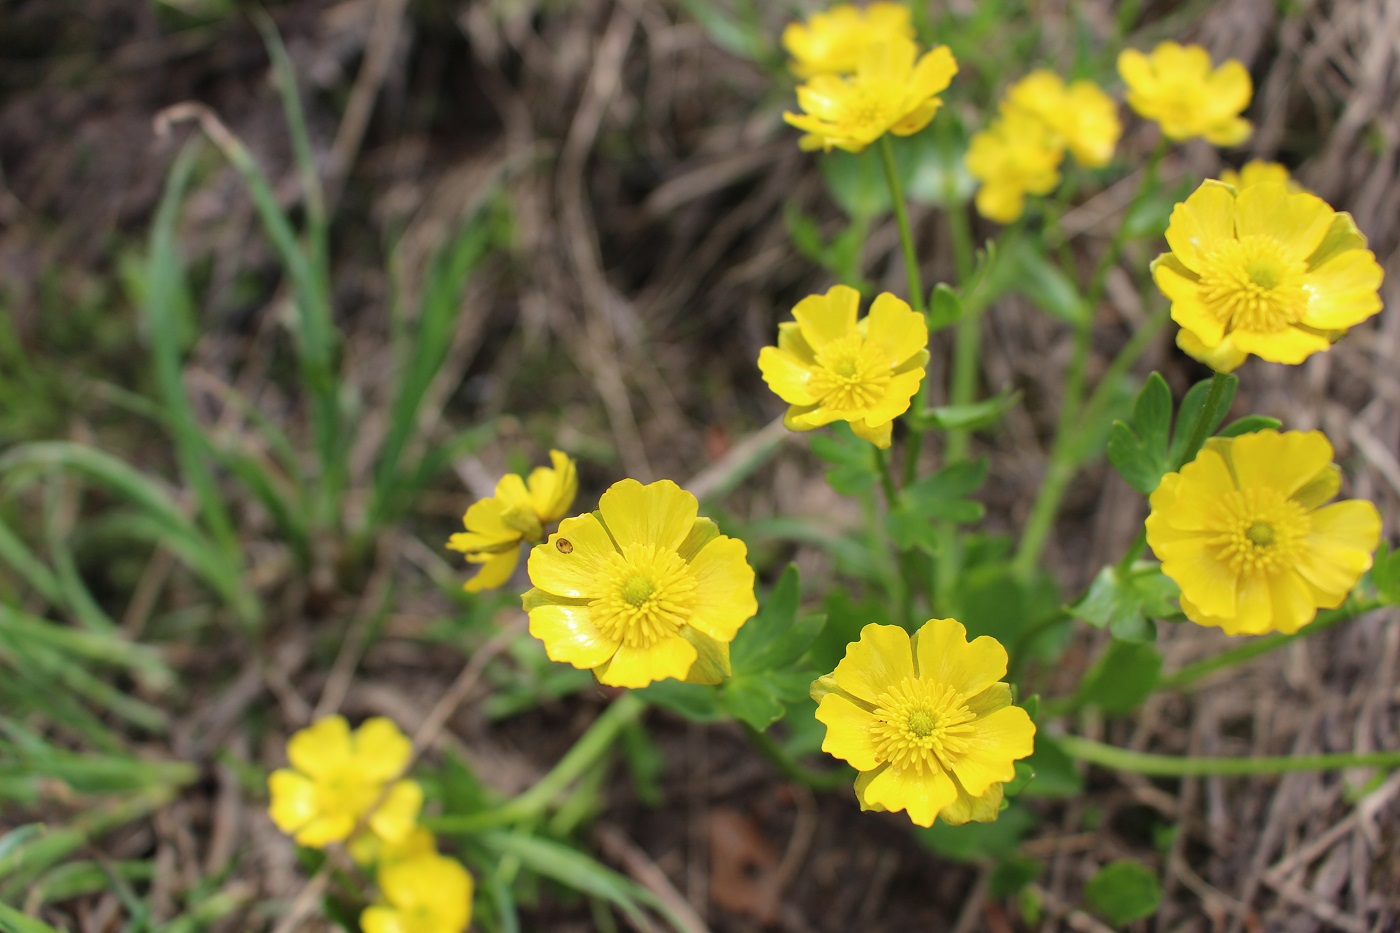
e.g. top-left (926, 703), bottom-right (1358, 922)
top-left (1117, 41), bottom-right (1252, 145)
top-left (1220, 160), bottom-right (1296, 191)
top-left (1152, 180), bottom-right (1383, 371)
top-left (785, 36), bottom-right (958, 153)
top-left (1004, 70), bottom-right (1121, 168)
top-left (812, 620), bottom-right (1035, 828)
top-left (1147, 430), bottom-right (1381, 636)
top-left (782, 2), bottom-right (914, 78)
top-left (523, 479), bottom-right (756, 689)
top-left (447, 450), bottom-right (578, 592)
top-left (350, 823), bottom-right (437, 867)
top-left (965, 108), bottom-right (1064, 224)
top-left (758, 286), bottom-right (929, 448)
top-left (268, 716), bottom-right (421, 849)
top-left (361, 852), bottom-right (474, 933)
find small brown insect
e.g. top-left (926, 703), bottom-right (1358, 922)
top-left (556, 538), bottom-right (574, 554)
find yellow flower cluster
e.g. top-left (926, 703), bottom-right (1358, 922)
top-left (812, 619), bottom-right (1035, 827)
top-left (1147, 431), bottom-right (1381, 636)
top-left (782, 2), bottom-right (913, 78)
top-left (966, 70), bottom-right (1121, 223)
top-left (524, 479), bottom-right (757, 688)
top-left (1118, 41), bottom-right (1252, 145)
top-left (1220, 160), bottom-right (1296, 192)
top-left (758, 286), bottom-right (929, 448)
top-left (268, 716), bottom-right (474, 932)
top-left (784, 35), bottom-right (958, 153)
top-left (1153, 179), bottom-right (1383, 372)
top-left (447, 450), bottom-right (578, 592)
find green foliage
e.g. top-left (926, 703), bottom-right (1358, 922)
top-left (809, 424), bottom-right (877, 496)
top-left (1109, 372), bottom-right (1249, 495)
top-left (1075, 639), bottom-right (1163, 713)
top-left (1070, 564), bottom-right (1179, 641)
top-left (918, 802), bottom-right (1037, 862)
top-left (1019, 736), bottom-right (1085, 799)
top-left (928, 283), bottom-right (965, 331)
top-left (1370, 542), bottom-right (1400, 605)
top-left (998, 236), bottom-right (1086, 324)
top-left (886, 459), bottom-right (987, 554)
top-left (1084, 859), bottom-right (1162, 924)
top-left (912, 389), bottom-right (1021, 432)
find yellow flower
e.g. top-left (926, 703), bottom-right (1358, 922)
top-left (1220, 160), bottom-right (1296, 191)
top-left (1147, 430), bottom-right (1381, 636)
top-left (268, 716), bottom-right (421, 849)
top-left (782, 2), bottom-right (914, 78)
top-left (811, 619), bottom-right (1035, 828)
top-left (523, 479), bottom-right (757, 689)
top-left (1117, 41), bottom-right (1252, 145)
top-left (965, 108), bottom-right (1065, 224)
top-left (350, 824), bottom-right (437, 867)
top-left (758, 286), bottom-right (929, 448)
top-left (785, 36), bottom-right (958, 153)
top-left (447, 450), bottom-right (578, 592)
top-left (1004, 70), bottom-right (1121, 168)
top-left (362, 852), bottom-right (474, 933)
top-left (1153, 180), bottom-right (1383, 371)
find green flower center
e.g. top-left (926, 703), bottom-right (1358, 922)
top-left (906, 709), bottom-right (937, 738)
top-left (1212, 488), bottom-right (1311, 573)
top-left (1245, 521), bottom-right (1275, 547)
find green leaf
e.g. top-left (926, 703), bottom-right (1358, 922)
top-left (1217, 414), bottom-right (1283, 437)
top-left (0, 902), bottom-right (66, 933)
top-left (808, 426), bottom-right (877, 496)
top-left (916, 390), bottom-right (1020, 432)
top-left (820, 148), bottom-right (892, 218)
top-left (1169, 374), bottom-right (1238, 468)
top-left (1069, 566), bottom-right (1176, 642)
top-left (728, 564), bottom-right (801, 671)
top-left (1075, 639), bottom-right (1162, 713)
top-left (918, 802), bottom-right (1037, 862)
top-left (1106, 421), bottom-right (1161, 495)
top-left (1132, 373), bottom-right (1172, 466)
top-left (1001, 238), bottom-right (1085, 324)
top-left (989, 855), bottom-right (1044, 898)
top-left (1374, 543), bottom-right (1400, 605)
top-left (887, 460), bottom-right (988, 551)
top-left (635, 680), bottom-right (722, 723)
top-left (1019, 735), bottom-right (1084, 798)
top-left (722, 670), bottom-right (815, 731)
top-left (1085, 859), bottom-right (1162, 924)
top-left (928, 283), bottom-right (964, 331)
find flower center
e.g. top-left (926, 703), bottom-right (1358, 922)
top-left (319, 771), bottom-right (381, 819)
top-left (591, 544), bottom-right (697, 647)
top-left (870, 677), bottom-right (977, 774)
top-left (841, 81), bottom-right (901, 135)
top-left (810, 334), bottom-right (892, 412)
top-left (1196, 235), bottom-right (1308, 334)
top-left (1210, 487), bottom-right (1311, 573)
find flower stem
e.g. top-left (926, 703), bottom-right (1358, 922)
top-left (1160, 598), bottom-right (1380, 691)
top-left (1058, 733), bottom-right (1400, 776)
top-left (1174, 369), bottom-right (1232, 469)
top-left (431, 692), bottom-right (645, 835)
top-left (742, 722), bottom-right (851, 791)
top-left (876, 136), bottom-right (925, 317)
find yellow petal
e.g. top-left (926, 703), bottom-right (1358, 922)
top-left (963, 682), bottom-right (1012, 718)
top-left (596, 634), bottom-right (698, 688)
top-left (776, 321), bottom-right (816, 363)
top-left (1226, 430), bottom-right (1332, 498)
top-left (1154, 537), bottom-right (1239, 619)
top-left (1220, 570), bottom-right (1276, 636)
top-left (860, 762), bottom-right (958, 827)
top-left (1306, 212), bottom-right (1369, 268)
top-left (597, 479), bottom-right (699, 553)
top-left (858, 367), bottom-right (925, 427)
top-left (950, 705), bottom-right (1036, 796)
top-left (528, 603), bottom-right (620, 670)
top-left (793, 286), bottom-right (859, 349)
top-left (528, 450), bottom-right (579, 523)
top-left (351, 718), bottom-right (413, 781)
top-left (1264, 570), bottom-right (1321, 635)
top-left (1164, 448), bottom-right (1238, 529)
top-left (287, 715), bottom-right (353, 779)
top-left (758, 346), bottom-right (821, 406)
top-left (910, 45), bottom-right (958, 98)
top-left (911, 617), bottom-right (1007, 699)
top-left (848, 418), bottom-right (894, 448)
top-left (1294, 500), bottom-right (1381, 597)
top-left (462, 547), bottom-right (520, 593)
top-left (1233, 184), bottom-right (1333, 263)
top-left (267, 769), bottom-right (318, 836)
top-left (1292, 464), bottom-right (1341, 509)
top-left (1176, 329), bottom-right (1247, 373)
top-left (679, 629), bottom-right (731, 685)
top-left (1203, 116), bottom-right (1252, 147)
top-left (448, 498), bottom-right (521, 552)
top-left (294, 811), bottom-right (356, 848)
top-left (684, 536), bottom-right (757, 642)
top-left (378, 854), bottom-right (474, 928)
top-left (527, 514), bottom-right (616, 598)
top-left (975, 182), bottom-right (1027, 224)
top-left (830, 623), bottom-right (916, 705)
top-left (1228, 325), bottom-right (1330, 365)
top-left (816, 693), bottom-right (882, 771)
top-left (865, 293), bottom-right (927, 364)
top-left (367, 780), bottom-right (423, 845)
top-left (1165, 181), bottom-right (1236, 275)
top-left (1302, 250), bottom-right (1384, 330)
top-left (1207, 60), bottom-right (1253, 116)
top-left (938, 779), bottom-right (1004, 825)
top-left (360, 906), bottom-right (407, 933)
top-left (1116, 49), bottom-right (1152, 91)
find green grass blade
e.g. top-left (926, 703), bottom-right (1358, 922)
top-left (0, 902), bottom-right (66, 933)
top-left (0, 517), bottom-right (61, 605)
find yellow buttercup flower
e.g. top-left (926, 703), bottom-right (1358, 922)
top-left (349, 823), bottom-right (437, 867)
top-left (782, 2), bottom-right (914, 78)
top-left (268, 716), bottom-right (421, 849)
top-left (523, 479), bottom-right (757, 689)
top-left (758, 286), bottom-right (929, 448)
top-left (362, 852), bottom-right (474, 933)
top-left (812, 620), bottom-right (1035, 828)
top-left (447, 450), bottom-right (578, 592)
top-left (785, 36), bottom-right (958, 153)
top-left (1152, 180), bottom-right (1383, 371)
top-left (1004, 70), bottom-right (1121, 168)
top-left (1118, 41), bottom-right (1252, 145)
top-left (1146, 430), bottom-right (1381, 636)
top-left (1220, 160), bottom-right (1295, 191)
top-left (965, 108), bottom-right (1064, 224)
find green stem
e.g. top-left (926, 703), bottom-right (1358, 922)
top-left (742, 723), bottom-right (851, 791)
top-left (1161, 599), bottom-right (1378, 691)
top-left (943, 202), bottom-right (979, 465)
top-left (1175, 369), bottom-right (1232, 469)
top-left (1113, 528), bottom-right (1149, 577)
top-left (874, 447), bottom-right (919, 624)
top-left (1058, 733), bottom-right (1400, 776)
top-left (876, 136), bottom-right (925, 316)
top-left (431, 693), bottom-right (645, 835)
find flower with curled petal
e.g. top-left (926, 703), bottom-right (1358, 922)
top-left (758, 286), bottom-right (929, 449)
top-left (523, 479), bottom-right (757, 689)
top-left (782, 2), bottom-right (914, 78)
top-left (268, 716), bottom-right (421, 849)
top-left (1154, 180), bottom-right (1383, 372)
top-left (1146, 430), bottom-right (1381, 636)
top-left (1118, 41), bottom-right (1252, 145)
top-left (361, 852), bottom-right (474, 933)
top-left (447, 450), bottom-right (578, 592)
top-left (785, 36), bottom-right (957, 153)
top-left (811, 619), bottom-right (1035, 828)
